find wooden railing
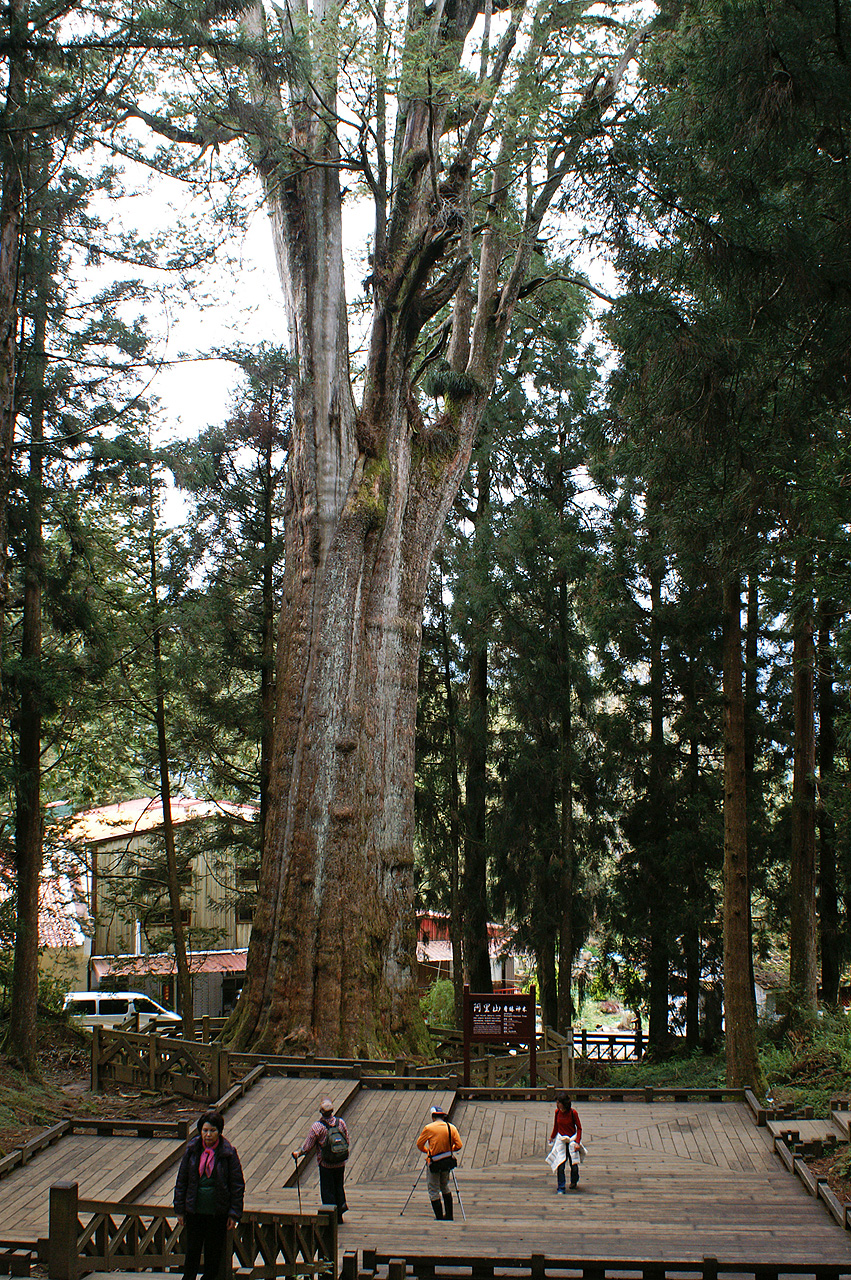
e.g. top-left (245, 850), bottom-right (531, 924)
top-left (427, 1024), bottom-right (646, 1064)
top-left (47, 1182), bottom-right (337, 1280)
top-left (91, 1027), bottom-right (229, 1099)
top-left (574, 1027), bottom-right (643, 1060)
top-left (92, 1030), bottom-right (455, 1100)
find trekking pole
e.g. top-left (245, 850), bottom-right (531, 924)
top-left (399, 1161), bottom-right (427, 1216)
top-left (292, 1152), bottom-right (302, 1213)
top-left (450, 1169), bottom-right (466, 1222)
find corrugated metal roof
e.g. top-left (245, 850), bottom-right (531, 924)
top-left (91, 949), bottom-right (248, 978)
top-left (63, 796), bottom-right (257, 845)
top-left (0, 862), bottom-right (89, 948)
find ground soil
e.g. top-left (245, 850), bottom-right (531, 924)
top-left (807, 1145), bottom-right (851, 1207)
top-left (0, 1014), bottom-right (196, 1155)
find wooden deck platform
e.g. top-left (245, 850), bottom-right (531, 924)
top-left (2, 1078), bottom-right (850, 1268)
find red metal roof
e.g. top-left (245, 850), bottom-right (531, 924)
top-left (91, 949), bottom-right (248, 979)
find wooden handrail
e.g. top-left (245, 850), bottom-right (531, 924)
top-left (48, 1182), bottom-right (337, 1280)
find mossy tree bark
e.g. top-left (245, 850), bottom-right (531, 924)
top-left (215, 0), bottom-right (650, 1054)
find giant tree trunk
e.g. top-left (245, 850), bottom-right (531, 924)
top-left (721, 576), bottom-right (762, 1089)
top-left (227, 0), bottom-right (645, 1055)
top-left (789, 555), bottom-right (817, 1016)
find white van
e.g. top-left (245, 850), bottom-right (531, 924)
top-left (63, 990), bottom-right (182, 1031)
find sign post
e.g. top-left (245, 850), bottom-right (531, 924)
top-left (462, 983), bottom-right (536, 1086)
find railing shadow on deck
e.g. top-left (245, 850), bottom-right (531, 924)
top-left (344, 1251), bottom-right (851, 1280)
top-left (46, 1182), bottom-right (337, 1280)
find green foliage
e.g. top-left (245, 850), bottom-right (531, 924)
top-left (759, 1009), bottom-right (851, 1118)
top-left (420, 979), bottom-right (456, 1029)
top-left (587, 1050), bottom-right (727, 1091)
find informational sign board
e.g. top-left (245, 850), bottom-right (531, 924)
top-left (462, 983), bottom-right (536, 1086)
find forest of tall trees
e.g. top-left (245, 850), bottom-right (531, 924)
top-left (1, 0), bottom-right (850, 1084)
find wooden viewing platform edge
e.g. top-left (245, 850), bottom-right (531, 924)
top-left (344, 1253), bottom-right (851, 1280)
top-left (5, 1078), bottom-right (849, 1277)
top-left (347, 1253), bottom-right (851, 1280)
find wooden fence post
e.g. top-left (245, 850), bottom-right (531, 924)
top-left (560, 1043), bottom-right (573, 1090)
top-left (219, 1049), bottom-right (230, 1099)
top-left (48, 1181), bottom-right (78, 1280)
top-left (89, 1027), bottom-right (100, 1093)
top-left (217, 1222), bottom-right (235, 1280)
top-left (149, 1035), bottom-right (158, 1091)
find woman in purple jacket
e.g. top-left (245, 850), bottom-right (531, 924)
top-left (174, 1111), bottom-right (245, 1280)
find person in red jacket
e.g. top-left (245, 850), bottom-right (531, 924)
top-left (549, 1092), bottom-right (582, 1192)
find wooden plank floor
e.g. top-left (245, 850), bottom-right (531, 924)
top-left (243, 1096), bottom-right (851, 1266)
top-left (0, 1134), bottom-right (179, 1241)
top-left (144, 1076), bottom-right (363, 1202)
top-left (767, 1117), bottom-right (845, 1144)
top-left (3, 1083), bottom-right (851, 1267)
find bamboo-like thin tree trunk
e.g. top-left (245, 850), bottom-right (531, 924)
top-left (556, 578), bottom-right (574, 1035)
top-left (789, 554), bottom-right (817, 1016)
top-left (722, 576), bottom-right (762, 1089)
top-left (684, 655), bottom-right (700, 1050)
top-left (147, 461), bottom-right (195, 1040)
top-left (817, 589), bottom-right (839, 1006)
top-left (462, 456), bottom-right (493, 995)
top-left (258, 414), bottom-right (277, 859)
top-left (6, 176), bottom-right (47, 1073)
top-left (436, 571), bottom-right (464, 1025)
top-left (647, 556), bottom-right (669, 1054)
top-left (0, 0), bottom-right (27, 651)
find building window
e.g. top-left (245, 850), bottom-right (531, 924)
top-left (147, 907), bottom-right (191, 927)
top-left (236, 904), bottom-right (254, 925)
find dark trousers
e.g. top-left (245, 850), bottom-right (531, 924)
top-left (319, 1164), bottom-right (347, 1221)
top-left (557, 1157), bottom-right (579, 1189)
top-left (182, 1212), bottom-right (229, 1280)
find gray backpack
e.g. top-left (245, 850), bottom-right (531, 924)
top-left (321, 1118), bottom-right (349, 1165)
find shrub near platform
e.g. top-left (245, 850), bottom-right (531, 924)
top-left (759, 1009), bottom-right (851, 1119)
top-left (577, 1049), bottom-right (726, 1091)
top-left (576, 1012), bottom-right (851, 1120)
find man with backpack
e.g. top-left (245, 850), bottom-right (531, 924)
top-left (292, 1098), bottom-right (349, 1222)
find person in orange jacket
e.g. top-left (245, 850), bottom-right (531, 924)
top-left (416, 1103), bottom-right (463, 1219)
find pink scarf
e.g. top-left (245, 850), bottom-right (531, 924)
top-left (199, 1140), bottom-right (218, 1177)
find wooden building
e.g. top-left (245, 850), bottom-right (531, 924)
top-left (62, 796), bottom-right (258, 1017)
